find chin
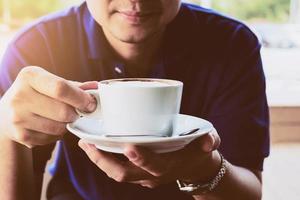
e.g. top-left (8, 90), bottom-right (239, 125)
top-left (111, 27), bottom-right (161, 44)
top-left (117, 35), bottom-right (148, 44)
top-left (109, 31), bottom-right (148, 43)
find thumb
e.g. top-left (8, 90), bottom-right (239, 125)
top-left (201, 129), bottom-right (221, 153)
top-left (124, 145), bottom-right (167, 177)
top-left (69, 81), bottom-right (98, 90)
top-left (67, 80), bottom-right (98, 113)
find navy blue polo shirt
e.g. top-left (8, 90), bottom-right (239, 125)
top-left (0, 2), bottom-right (269, 200)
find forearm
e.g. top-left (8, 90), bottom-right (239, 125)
top-left (193, 152), bottom-right (262, 200)
top-left (0, 135), bottom-right (37, 200)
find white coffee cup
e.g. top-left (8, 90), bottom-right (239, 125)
top-left (78, 78), bottom-right (183, 137)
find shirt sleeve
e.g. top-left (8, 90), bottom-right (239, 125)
top-left (0, 44), bottom-right (25, 97)
top-left (0, 28), bottom-right (55, 174)
top-left (0, 25), bottom-right (56, 95)
top-left (206, 25), bottom-right (270, 171)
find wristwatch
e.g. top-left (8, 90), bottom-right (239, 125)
top-left (176, 153), bottom-right (227, 195)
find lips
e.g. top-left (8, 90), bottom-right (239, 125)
top-left (119, 10), bottom-right (152, 17)
top-left (116, 10), bottom-right (159, 25)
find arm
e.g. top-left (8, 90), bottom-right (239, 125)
top-left (192, 151), bottom-right (262, 200)
top-left (190, 25), bottom-right (268, 200)
top-left (0, 137), bottom-right (37, 200)
top-left (0, 28), bottom-right (97, 199)
top-left (0, 66), bottom-right (97, 199)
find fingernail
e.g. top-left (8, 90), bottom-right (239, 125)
top-left (86, 99), bottom-right (96, 112)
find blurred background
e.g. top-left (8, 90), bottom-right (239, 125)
top-left (0, 0), bottom-right (299, 199)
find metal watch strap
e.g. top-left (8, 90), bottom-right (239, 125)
top-left (176, 153), bottom-right (227, 195)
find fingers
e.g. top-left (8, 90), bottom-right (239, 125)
top-left (21, 113), bottom-right (67, 136)
top-left (211, 129), bottom-right (221, 150)
top-left (122, 131), bottom-right (221, 179)
top-left (24, 87), bottom-right (78, 123)
top-left (124, 145), bottom-right (168, 177)
top-left (14, 128), bottom-right (62, 148)
top-left (20, 67), bottom-right (96, 112)
top-left (74, 81), bottom-right (98, 90)
top-left (1, 66), bottom-right (98, 148)
top-left (130, 179), bottom-right (162, 189)
top-left (78, 140), bottom-right (153, 182)
top-left (201, 129), bottom-right (221, 153)
top-left (182, 130), bottom-right (221, 154)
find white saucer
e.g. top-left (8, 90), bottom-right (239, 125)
top-left (67, 114), bottom-right (215, 154)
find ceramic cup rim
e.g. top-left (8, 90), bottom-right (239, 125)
top-left (99, 78), bottom-right (183, 88)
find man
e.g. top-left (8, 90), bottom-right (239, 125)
top-left (0, 0), bottom-right (269, 199)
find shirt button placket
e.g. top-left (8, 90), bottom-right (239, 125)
top-left (114, 63), bottom-right (125, 78)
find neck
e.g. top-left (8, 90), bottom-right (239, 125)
top-left (102, 30), bottom-right (163, 68)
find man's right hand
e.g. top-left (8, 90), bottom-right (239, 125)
top-left (0, 66), bottom-right (97, 148)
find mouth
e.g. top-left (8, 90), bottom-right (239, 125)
top-left (116, 10), bottom-right (159, 25)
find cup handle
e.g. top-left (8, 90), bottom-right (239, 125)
top-left (76, 89), bottom-right (101, 119)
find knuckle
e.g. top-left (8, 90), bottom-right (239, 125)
top-left (152, 171), bottom-right (164, 177)
top-left (10, 94), bottom-right (23, 109)
top-left (92, 155), bottom-right (102, 166)
top-left (141, 181), bottom-right (158, 189)
top-left (10, 109), bottom-right (23, 125)
top-left (147, 183), bottom-right (158, 189)
top-left (45, 123), bottom-right (66, 135)
top-left (25, 144), bottom-right (34, 149)
top-left (106, 173), bottom-right (117, 181)
top-left (18, 66), bottom-right (40, 80)
top-left (113, 171), bottom-right (128, 183)
top-left (57, 105), bottom-right (74, 122)
top-left (53, 80), bottom-right (68, 99)
top-left (135, 158), bottom-right (149, 167)
top-left (55, 124), bottom-right (67, 135)
top-left (15, 131), bottom-right (30, 144)
top-left (88, 150), bottom-right (103, 167)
